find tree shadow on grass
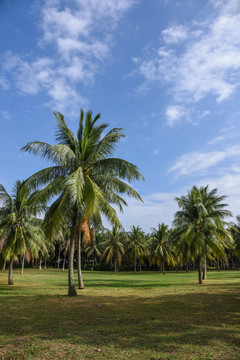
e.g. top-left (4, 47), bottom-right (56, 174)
top-left (0, 285), bottom-right (240, 358)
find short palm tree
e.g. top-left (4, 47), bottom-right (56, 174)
top-left (22, 109), bottom-right (144, 296)
top-left (149, 223), bottom-right (174, 274)
top-left (173, 185), bottom-right (233, 284)
top-left (128, 225), bottom-right (145, 272)
top-left (102, 226), bottom-right (127, 273)
top-left (0, 181), bottom-right (47, 284)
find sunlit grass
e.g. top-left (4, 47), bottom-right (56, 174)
top-left (0, 269), bottom-right (239, 359)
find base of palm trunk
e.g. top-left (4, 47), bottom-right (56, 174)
top-left (8, 280), bottom-right (14, 285)
top-left (68, 286), bottom-right (77, 296)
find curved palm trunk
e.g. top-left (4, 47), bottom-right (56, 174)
top-left (77, 225), bottom-right (84, 289)
top-left (8, 258), bottom-right (14, 285)
top-left (198, 256), bottom-right (202, 284)
top-left (134, 259), bottom-right (137, 273)
top-left (114, 259), bottom-right (117, 273)
top-left (44, 258), bottom-right (47, 269)
top-left (68, 217), bottom-right (77, 297)
top-left (21, 255), bottom-right (25, 274)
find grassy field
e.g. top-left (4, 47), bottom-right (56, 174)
top-left (0, 269), bottom-right (239, 360)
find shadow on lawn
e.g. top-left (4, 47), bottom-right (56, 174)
top-left (0, 286), bottom-right (240, 356)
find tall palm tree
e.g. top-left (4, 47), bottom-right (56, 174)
top-left (22, 109), bottom-right (144, 296)
top-left (102, 226), bottom-right (126, 273)
top-left (128, 225), bottom-right (145, 272)
top-left (0, 181), bottom-right (47, 285)
top-left (173, 185), bottom-right (233, 284)
top-left (149, 223), bottom-right (174, 274)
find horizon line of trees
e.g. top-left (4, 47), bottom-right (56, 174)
top-left (0, 109), bottom-right (239, 295)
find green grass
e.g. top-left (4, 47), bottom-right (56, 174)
top-left (0, 269), bottom-right (239, 359)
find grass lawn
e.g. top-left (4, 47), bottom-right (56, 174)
top-left (0, 269), bottom-right (239, 359)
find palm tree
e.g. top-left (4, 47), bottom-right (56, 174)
top-left (229, 216), bottom-right (240, 269)
top-left (0, 181), bottom-right (47, 285)
top-left (22, 109), bottom-right (144, 296)
top-left (173, 185), bottom-right (233, 284)
top-left (128, 225), bottom-right (145, 272)
top-left (149, 223), bottom-right (174, 274)
top-left (102, 226), bottom-right (126, 273)
top-left (85, 224), bottom-right (103, 271)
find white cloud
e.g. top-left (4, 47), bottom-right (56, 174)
top-left (165, 105), bottom-right (189, 126)
top-left (116, 192), bottom-right (178, 232)
top-left (0, 74), bottom-right (9, 90)
top-left (1, 0), bottom-right (136, 112)
top-left (199, 110), bottom-right (210, 118)
top-left (0, 111), bottom-right (12, 122)
top-left (169, 145), bottom-right (240, 177)
top-left (135, 0), bottom-right (240, 124)
top-left (162, 25), bottom-right (188, 44)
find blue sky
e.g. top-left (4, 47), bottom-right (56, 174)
top-left (1, 0), bottom-right (240, 232)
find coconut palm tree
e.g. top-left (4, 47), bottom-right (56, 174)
top-left (85, 224), bottom-right (104, 271)
top-left (0, 181), bottom-right (47, 285)
top-left (102, 226), bottom-right (126, 273)
top-left (173, 185), bottom-right (233, 284)
top-left (22, 109), bottom-right (144, 296)
top-left (128, 225), bottom-right (145, 272)
top-left (149, 223), bottom-right (174, 274)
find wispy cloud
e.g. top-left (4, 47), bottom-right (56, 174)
top-left (1, 0), bottom-right (136, 113)
top-left (169, 145), bottom-right (240, 177)
top-left (165, 105), bottom-right (189, 126)
top-left (116, 192), bottom-right (179, 232)
top-left (162, 25), bottom-right (188, 44)
top-left (0, 73), bottom-right (9, 90)
top-left (134, 0), bottom-right (240, 125)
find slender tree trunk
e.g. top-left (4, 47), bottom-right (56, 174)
top-left (2, 259), bottom-right (6, 272)
top-left (62, 250), bottom-right (67, 271)
top-left (185, 262), bottom-right (188, 273)
top-left (44, 258), bottom-right (47, 269)
top-left (39, 253), bottom-right (42, 271)
top-left (198, 256), bottom-right (202, 284)
top-left (202, 255), bottom-right (207, 280)
top-left (114, 259), bottom-right (117, 273)
top-left (77, 225), bottom-right (84, 290)
top-left (134, 259), bottom-right (136, 273)
top-left (91, 224), bottom-right (96, 272)
top-left (139, 263), bottom-right (142, 272)
top-left (8, 259), bottom-right (14, 285)
top-left (21, 255), bottom-right (25, 274)
top-left (57, 247), bottom-right (61, 269)
top-left (68, 217), bottom-right (77, 297)
top-left (162, 260), bottom-right (166, 275)
top-left (217, 259), bottom-right (220, 271)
